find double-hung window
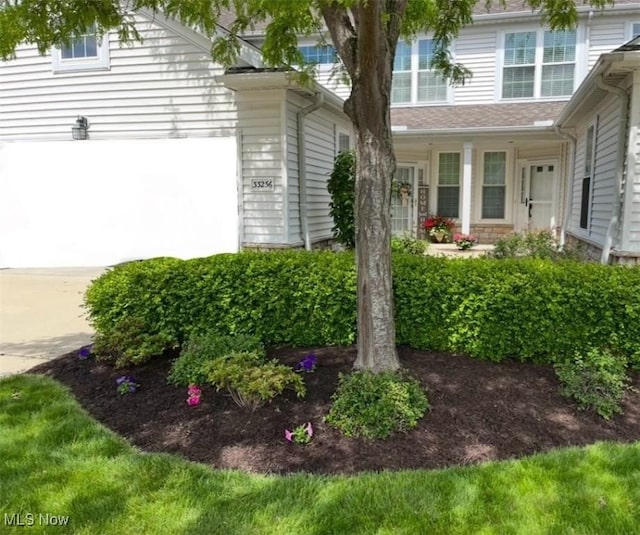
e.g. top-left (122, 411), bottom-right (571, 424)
top-left (52, 24), bottom-right (109, 72)
top-left (298, 45), bottom-right (337, 65)
top-left (482, 152), bottom-right (507, 219)
top-left (437, 153), bottom-right (460, 218)
top-left (502, 29), bottom-right (576, 99)
top-left (392, 39), bottom-right (448, 105)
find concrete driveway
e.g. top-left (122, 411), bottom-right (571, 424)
top-left (0, 267), bottom-right (106, 377)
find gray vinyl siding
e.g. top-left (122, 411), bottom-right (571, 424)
top-left (238, 98), bottom-right (285, 244)
top-left (588, 17), bottom-right (628, 69)
top-left (0, 14), bottom-right (236, 140)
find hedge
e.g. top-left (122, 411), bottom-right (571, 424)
top-left (84, 252), bottom-right (640, 367)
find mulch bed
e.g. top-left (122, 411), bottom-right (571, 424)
top-left (30, 346), bottom-right (640, 476)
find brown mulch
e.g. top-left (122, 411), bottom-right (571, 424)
top-left (30, 346), bottom-right (640, 476)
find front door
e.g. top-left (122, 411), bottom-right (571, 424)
top-left (518, 162), bottom-right (557, 231)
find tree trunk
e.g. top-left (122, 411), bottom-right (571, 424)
top-left (352, 128), bottom-right (399, 372)
top-left (347, 4), bottom-right (400, 372)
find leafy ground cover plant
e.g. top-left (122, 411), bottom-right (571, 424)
top-left (490, 230), bottom-right (586, 260)
top-left (326, 371), bottom-right (428, 439)
top-left (555, 347), bottom-right (631, 419)
top-left (205, 351), bottom-right (305, 410)
top-left (168, 332), bottom-right (265, 386)
top-left (391, 235), bottom-right (429, 255)
top-left (116, 376), bottom-right (139, 395)
top-left (284, 422), bottom-right (314, 444)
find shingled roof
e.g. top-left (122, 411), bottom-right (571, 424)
top-left (390, 101), bottom-right (567, 131)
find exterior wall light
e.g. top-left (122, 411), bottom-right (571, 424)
top-left (71, 116), bottom-right (89, 140)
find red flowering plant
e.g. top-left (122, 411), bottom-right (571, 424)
top-left (424, 215), bottom-right (455, 240)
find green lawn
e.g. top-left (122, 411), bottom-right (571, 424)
top-left (2, 374), bottom-right (639, 534)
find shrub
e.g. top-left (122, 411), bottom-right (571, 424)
top-left (326, 371), bottom-right (428, 439)
top-left (554, 347), bottom-right (631, 419)
top-left (391, 235), bottom-right (428, 255)
top-left (490, 230), bottom-right (586, 261)
top-left (204, 351), bottom-right (306, 410)
top-left (92, 316), bottom-right (177, 367)
top-left (85, 251), bottom-right (640, 368)
top-left (327, 150), bottom-right (355, 248)
top-left (168, 332), bottom-right (265, 386)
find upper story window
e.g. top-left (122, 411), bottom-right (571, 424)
top-left (52, 24), bottom-right (110, 73)
top-left (632, 23), bottom-right (640, 38)
top-left (501, 29), bottom-right (576, 100)
top-left (392, 39), bottom-right (448, 105)
top-left (298, 45), bottom-right (337, 65)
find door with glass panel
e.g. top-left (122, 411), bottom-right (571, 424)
top-left (517, 162), bottom-right (556, 230)
top-left (391, 165), bottom-right (421, 236)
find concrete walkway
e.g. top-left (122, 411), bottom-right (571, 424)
top-left (0, 267), bottom-right (106, 377)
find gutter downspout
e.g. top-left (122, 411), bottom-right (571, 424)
top-left (554, 125), bottom-right (577, 248)
top-left (595, 74), bottom-right (630, 264)
top-left (297, 92), bottom-right (324, 250)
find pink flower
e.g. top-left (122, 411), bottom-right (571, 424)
top-left (284, 429), bottom-right (293, 442)
top-left (187, 384), bottom-right (202, 396)
top-left (304, 422), bottom-right (313, 437)
top-left (187, 395), bottom-right (201, 406)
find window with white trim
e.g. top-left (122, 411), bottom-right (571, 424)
top-left (632, 23), bottom-right (640, 38)
top-left (501, 29), bottom-right (576, 100)
top-left (392, 39), bottom-right (448, 105)
top-left (52, 24), bottom-right (109, 73)
top-left (437, 152), bottom-right (460, 218)
top-left (580, 122), bottom-right (596, 230)
top-left (298, 45), bottom-right (337, 64)
top-left (336, 128), bottom-right (351, 154)
top-left (482, 152), bottom-right (507, 219)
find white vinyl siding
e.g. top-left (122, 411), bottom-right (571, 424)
top-left (454, 28), bottom-right (497, 104)
top-left (304, 113), bottom-right (338, 241)
top-left (239, 97), bottom-right (285, 244)
top-left (589, 20), bottom-right (626, 69)
top-left (286, 102), bottom-right (301, 244)
top-left (0, 15), bottom-right (237, 140)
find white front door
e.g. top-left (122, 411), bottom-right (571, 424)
top-left (391, 165), bottom-right (418, 236)
top-left (517, 162), bottom-right (557, 231)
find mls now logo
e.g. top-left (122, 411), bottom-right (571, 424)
top-left (5, 513), bottom-right (70, 526)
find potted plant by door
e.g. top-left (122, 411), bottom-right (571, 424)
top-left (424, 215), bottom-right (455, 242)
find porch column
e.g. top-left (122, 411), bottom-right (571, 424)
top-left (461, 141), bottom-right (473, 235)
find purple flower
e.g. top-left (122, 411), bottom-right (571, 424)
top-left (116, 376), bottom-right (139, 395)
top-left (296, 353), bottom-right (317, 373)
top-left (284, 429), bottom-right (293, 442)
top-left (78, 344), bottom-right (93, 359)
top-left (304, 422), bottom-right (313, 437)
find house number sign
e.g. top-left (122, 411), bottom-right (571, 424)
top-left (251, 179), bottom-right (275, 192)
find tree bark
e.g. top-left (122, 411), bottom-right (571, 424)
top-left (347, 1), bottom-right (400, 372)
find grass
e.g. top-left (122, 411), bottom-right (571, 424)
top-left (2, 374), bottom-right (640, 534)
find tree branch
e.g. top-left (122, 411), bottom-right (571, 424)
top-left (319, 1), bottom-right (357, 80)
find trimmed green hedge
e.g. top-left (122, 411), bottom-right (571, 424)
top-left (85, 252), bottom-right (640, 367)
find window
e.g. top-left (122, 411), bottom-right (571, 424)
top-left (392, 41), bottom-right (412, 104)
top-left (632, 23), bottom-right (640, 38)
top-left (336, 130), bottom-right (351, 154)
top-left (52, 24), bottom-right (109, 72)
top-left (392, 39), bottom-right (448, 105)
top-left (580, 123), bottom-right (596, 230)
top-left (298, 45), bottom-right (337, 65)
top-left (482, 152), bottom-right (506, 219)
top-left (437, 153), bottom-right (460, 218)
top-left (502, 29), bottom-right (576, 99)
